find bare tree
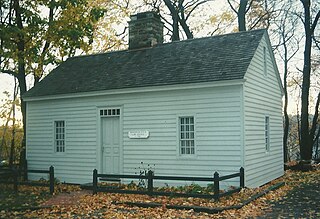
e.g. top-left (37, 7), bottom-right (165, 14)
top-left (272, 1), bottom-right (301, 162)
top-left (144, 0), bottom-right (210, 41)
top-left (298, 0), bottom-right (320, 162)
top-left (227, 0), bottom-right (252, 31)
top-left (163, 0), bottom-right (195, 39)
top-left (227, 0), bottom-right (277, 31)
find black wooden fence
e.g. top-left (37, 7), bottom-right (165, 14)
top-left (93, 167), bottom-right (244, 200)
top-left (0, 166), bottom-right (55, 195)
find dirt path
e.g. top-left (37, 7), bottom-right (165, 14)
top-left (41, 190), bottom-right (90, 206)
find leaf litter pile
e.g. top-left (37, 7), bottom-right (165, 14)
top-left (1, 166), bottom-right (319, 218)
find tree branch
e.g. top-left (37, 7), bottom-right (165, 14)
top-left (288, 35), bottom-right (303, 61)
top-left (293, 11), bottom-right (305, 26)
top-left (313, 124), bottom-right (320, 147)
top-left (163, 0), bottom-right (193, 39)
top-left (185, 0), bottom-right (211, 21)
top-left (313, 35), bottom-right (320, 50)
top-left (245, 0), bottom-right (253, 13)
top-left (310, 92), bottom-right (320, 141)
top-left (178, 16), bottom-right (193, 39)
top-left (292, 76), bottom-right (303, 89)
top-left (227, 0), bottom-right (238, 14)
top-left (249, 11), bottom-right (270, 30)
top-left (311, 10), bottom-right (320, 34)
top-left (34, 1), bottom-right (55, 85)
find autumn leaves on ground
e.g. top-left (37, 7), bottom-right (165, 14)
top-left (1, 166), bottom-right (319, 218)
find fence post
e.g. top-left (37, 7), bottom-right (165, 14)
top-left (49, 166), bottom-right (54, 195)
top-left (240, 167), bottom-right (245, 188)
top-left (147, 170), bottom-right (154, 195)
top-left (213, 171), bottom-right (220, 201)
top-left (93, 169), bottom-right (98, 195)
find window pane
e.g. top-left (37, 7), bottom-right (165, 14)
top-left (55, 121), bottom-right (65, 153)
top-left (179, 117), bottom-right (195, 155)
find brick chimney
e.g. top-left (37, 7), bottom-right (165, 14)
top-left (128, 11), bottom-right (164, 50)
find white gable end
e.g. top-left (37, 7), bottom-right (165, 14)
top-left (243, 32), bottom-right (284, 187)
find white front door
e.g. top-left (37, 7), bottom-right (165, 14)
top-left (101, 117), bottom-right (120, 174)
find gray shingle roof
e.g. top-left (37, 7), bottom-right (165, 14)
top-left (23, 29), bottom-right (266, 98)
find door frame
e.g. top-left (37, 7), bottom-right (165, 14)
top-left (96, 106), bottom-right (123, 174)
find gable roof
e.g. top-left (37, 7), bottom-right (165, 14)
top-left (23, 29), bottom-right (266, 98)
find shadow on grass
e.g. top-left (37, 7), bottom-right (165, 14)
top-left (0, 184), bottom-right (51, 210)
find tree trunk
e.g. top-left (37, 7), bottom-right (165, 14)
top-left (17, 70), bottom-right (27, 161)
top-left (299, 0), bottom-right (314, 161)
top-left (238, 0), bottom-right (248, 31)
top-left (282, 30), bottom-right (290, 163)
top-left (172, 11), bottom-right (180, 41)
top-left (178, 4), bottom-right (193, 39)
top-left (13, 0), bottom-right (27, 164)
top-left (163, 0), bottom-right (179, 41)
top-left (283, 62), bottom-right (289, 163)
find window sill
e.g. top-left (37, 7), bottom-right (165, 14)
top-left (52, 152), bottom-right (67, 157)
top-left (177, 155), bottom-right (197, 160)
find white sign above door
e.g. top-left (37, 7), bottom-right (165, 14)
top-left (128, 130), bottom-right (150, 139)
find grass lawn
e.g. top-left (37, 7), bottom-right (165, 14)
top-left (0, 185), bottom-right (51, 210)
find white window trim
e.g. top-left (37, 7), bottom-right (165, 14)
top-left (177, 115), bottom-right (196, 158)
top-left (265, 116), bottom-right (270, 153)
top-left (54, 120), bottom-right (66, 153)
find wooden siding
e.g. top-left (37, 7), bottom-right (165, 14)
top-left (243, 34), bottom-right (284, 187)
top-left (26, 85), bottom-right (242, 185)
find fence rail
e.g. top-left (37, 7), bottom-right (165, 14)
top-left (93, 167), bottom-right (244, 200)
top-left (0, 166), bottom-right (55, 195)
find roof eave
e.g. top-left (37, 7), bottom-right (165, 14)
top-left (23, 79), bottom-right (246, 102)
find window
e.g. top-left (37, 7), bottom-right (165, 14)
top-left (54, 121), bottom-right (65, 153)
top-left (265, 116), bottom-right (270, 152)
top-left (100, 108), bottom-right (120, 117)
top-left (263, 46), bottom-right (267, 76)
top-left (179, 117), bottom-right (195, 155)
